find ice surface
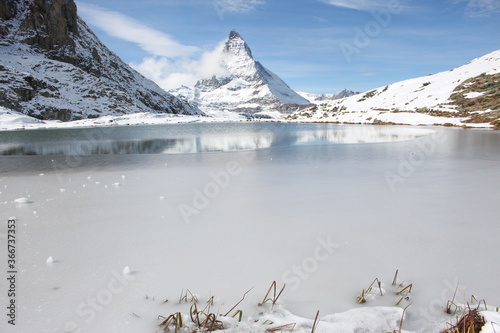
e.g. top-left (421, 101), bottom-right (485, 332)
top-left (0, 123), bottom-right (499, 332)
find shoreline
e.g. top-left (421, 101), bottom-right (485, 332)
top-left (0, 110), bottom-right (496, 133)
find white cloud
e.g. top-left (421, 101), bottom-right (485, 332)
top-left (319, 0), bottom-right (389, 11)
top-left (452, 0), bottom-right (500, 17)
top-left (212, 0), bottom-right (265, 14)
top-left (130, 42), bottom-right (229, 90)
top-left (76, 3), bottom-right (233, 90)
top-left (77, 2), bottom-right (199, 58)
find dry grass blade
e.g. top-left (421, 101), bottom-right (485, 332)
top-left (190, 303), bottom-right (202, 326)
top-left (446, 284), bottom-right (460, 314)
top-left (447, 300), bottom-right (459, 315)
top-left (398, 304), bottom-right (411, 333)
top-left (223, 287), bottom-right (253, 316)
top-left (396, 296), bottom-right (410, 306)
top-left (231, 309), bottom-right (243, 322)
top-left (441, 307), bottom-right (486, 333)
top-left (201, 313), bottom-right (224, 332)
top-left (357, 277), bottom-right (383, 303)
top-left (478, 299), bottom-right (488, 311)
top-left (311, 310), bottom-right (320, 333)
top-left (189, 303), bottom-right (225, 332)
top-left (357, 289), bottom-right (366, 304)
top-left (258, 281), bottom-right (286, 307)
top-left (366, 278), bottom-right (384, 296)
top-left (266, 323), bottom-right (296, 332)
top-left (158, 312), bottom-right (183, 333)
top-left (396, 284), bottom-right (413, 296)
top-left (392, 269), bottom-right (399, 286)
top-left (179, 289), bottom-right (198, 303)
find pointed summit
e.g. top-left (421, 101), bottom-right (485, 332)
top-left (224, 29), bottom-right (253, 58)
top-left (229, 30), bottom-right (242, 40)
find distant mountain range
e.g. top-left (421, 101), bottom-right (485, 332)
top-left (298, 89), bottom-right (360, 103)
top-left (288, 50), bottom-right (500, 128)
top-left (0, 0), bottom-right (201, 121)
top-left (0, 0), bottom-right (497, 128)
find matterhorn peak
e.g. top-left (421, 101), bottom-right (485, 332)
top-left (170, 30), bottom-right (310, 115)
top-left (224, 29), bottom-right (253, 59)
top-left (229, 29), bottom-right (242, 40)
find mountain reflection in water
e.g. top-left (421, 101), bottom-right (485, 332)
top-left (0, 123), bottom-right (434, 156)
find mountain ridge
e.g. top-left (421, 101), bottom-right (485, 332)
top-left (0, 0), bottom-right (202, 121)
top-left (288, 49), bottom-right (500, 128)
top-left (298, 89), bottom-right (361, 103)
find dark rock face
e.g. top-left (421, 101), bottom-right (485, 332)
top-left (0, 0), bottom-right (13, 21)
top-left (1, 0), bottom-right (78, 59)
top-left (0, 0), bottom-right (201, 121)
top-left (21, 0), bottom-right (79, 49)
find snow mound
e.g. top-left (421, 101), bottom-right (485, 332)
top-left (14, 197), bottom-right (32, 204)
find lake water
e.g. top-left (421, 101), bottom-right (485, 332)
top-left (0, 122), bottom-right (499, 332)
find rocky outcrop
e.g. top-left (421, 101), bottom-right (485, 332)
top-left (0, 0), bottom-right (202, 121)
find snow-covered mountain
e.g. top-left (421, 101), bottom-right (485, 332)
top-left (298, 89), bottom-right (360, 103)
top-left (0, 0), bottom-right (201, 121)
top-left (170, 30), bottom-right (311, 115)
top-left (288, 50), bottom-right (500, 128)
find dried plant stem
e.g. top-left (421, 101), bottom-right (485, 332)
top-left (311, 310), bottom-right (320, 333)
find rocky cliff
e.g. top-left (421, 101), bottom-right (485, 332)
top-left (0, 0), bottom-right (202, 121)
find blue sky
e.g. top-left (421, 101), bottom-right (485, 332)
top-left (77, 0), bottom-right (500, 94)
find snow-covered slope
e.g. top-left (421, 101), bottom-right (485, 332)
top-left (289, 50), bottom-right (500, 127)
top-left (0, 0), bottom-right (202, 121)
top-left (170, 30), bottom-right (311, 115)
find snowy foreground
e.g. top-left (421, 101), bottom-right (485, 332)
top-left (1, 123), bottom-right (499, 333)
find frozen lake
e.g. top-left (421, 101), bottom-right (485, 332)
top-left (0, 122), bottom-right (499, 332)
